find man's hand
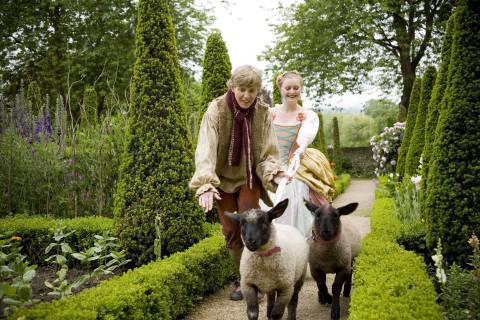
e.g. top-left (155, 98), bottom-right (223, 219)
top-left (272, 171), bottom-right (292, 185)
top-left (198, 191), bottom-right (222, 213)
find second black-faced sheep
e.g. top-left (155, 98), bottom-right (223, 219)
top-left (304, 200), bottom-right (360, 320)
top-left (224, 199), bottom-right (309, 320)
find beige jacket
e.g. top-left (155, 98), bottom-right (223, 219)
top-left (189, 94), bottom-right (282, 206)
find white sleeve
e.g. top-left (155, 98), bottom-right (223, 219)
top-left (296, 110), bottom-right (319, 148)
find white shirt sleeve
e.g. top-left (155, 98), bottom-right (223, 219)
top-left (296, 110), bottom-right (319, 148)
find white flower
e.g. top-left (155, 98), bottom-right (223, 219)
top-left (410, 175), bottom-right (421, 191)
top-left (436, 268), bottom-right (447, 284)
top-left (390, 160), bottom-right (396, 165)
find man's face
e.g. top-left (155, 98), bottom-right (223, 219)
top-left (233, 86), bottom-right (258, 109)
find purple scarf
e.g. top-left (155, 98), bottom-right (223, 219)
top-left (226, 89), bottom-right (257, 189)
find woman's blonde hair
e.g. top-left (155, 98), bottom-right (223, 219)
top-left (276, 70), bottom-right (303, 89)
top-left (227, 65), bottom-right (262, 91)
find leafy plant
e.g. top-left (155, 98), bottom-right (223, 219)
top-left (392, 177), bottom-right (420, 224)
top-left (0, 233), bottom-right (37, 312)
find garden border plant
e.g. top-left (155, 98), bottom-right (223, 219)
top-left (10, 225), bottom-right (236, 320)
top-left (349, 195), bottom-right (441, 320)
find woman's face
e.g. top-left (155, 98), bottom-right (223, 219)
top-left (280, 77), bottom-right (302, 103)
top-left (233, 86), bottom-right (258, 109)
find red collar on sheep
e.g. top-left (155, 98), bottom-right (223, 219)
top-left (256, 246), bottom-right (282, 257)
top-left (308, 230), bottom-right (341, 244)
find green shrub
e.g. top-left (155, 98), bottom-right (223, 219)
top-left (419, 19), bottom-right (454, 217)
top-left (11, 226), bottom-right (236, 320)
top-left (272, 72), bottom-right (281, 105)
top-left (396, 77), bottom-right (422, 177)
top-left (440, 264), bottom-right (480, 320)
top-left (311, 112), bottom-right (327, 154)
top-left (404, 66), bottom-right (437, 177)
top-left (113, 0), bottom-right (204, 266)
top-left (197, 30), bottom-right (231, 129)
top-left (424, 2), bottom-right (480, 267)
top-left (0, 216), bottom-right (114, 266)
top-left (333, 173), bottom-right (350, 197)
top-left (349, 197), bottom-right (441, 319)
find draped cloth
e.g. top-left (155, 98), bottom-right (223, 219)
top-left (226, 89), bottom-right (257, 190)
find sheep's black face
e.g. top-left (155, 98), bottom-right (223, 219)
top-left (304, 201), bottom-right (358, 241)
top-left (241, 209), bottom-right (271, 251)
top-left (223, 199), bottom-right (289, 251)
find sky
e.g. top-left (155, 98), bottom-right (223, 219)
top-left (199, 0), bottom-right (395, 112)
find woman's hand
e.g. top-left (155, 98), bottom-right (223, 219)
top-left (272, 171), bottom-right (292, 185)
top-left (198, 191), bottom-right (222, 213)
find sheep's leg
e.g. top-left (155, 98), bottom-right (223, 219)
top-left (343, 269), bottom-right (353, 297)
top-left (331, 269), bottom-right (348, 320)
top-left (287, 279), bottom-right (304, 320)
top-left (269, 287), bottom-right (293, 320)
top-left (311, 267), bottom-right (332, 304)
top-left (266, 292), bottom-right (276, 318)
top-left (244, 286), bottom-right (259, 320)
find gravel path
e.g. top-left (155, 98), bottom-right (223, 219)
top-left (184, 179), bottom-right (376, 320)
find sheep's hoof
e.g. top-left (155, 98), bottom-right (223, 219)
top-left (318, 291), bottom-right (332, 304)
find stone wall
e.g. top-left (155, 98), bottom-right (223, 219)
top-left (327, 147), bottom-right (375, 177)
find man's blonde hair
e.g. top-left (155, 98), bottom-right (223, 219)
top-left (227, 65), bottom-right (262, 91)
top-left (276, 70), bottom-right (303, 89)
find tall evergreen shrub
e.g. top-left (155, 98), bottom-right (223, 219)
top-left (272, 72), bottom-right (281, 105)
top-left (424, 1), bottom-right (480, 266)
top-left (312, 112), bottom-right (327, 154)
top-left (114, 0), bottom-right (204, 266)
top-left (404, 66), bottom-right (437, 177)
top-left (197, 30), bottom-right (231, 125)
top-left (419, 19), bottom-right (454, 216)
top-left (396, 77), bottom-right (422, 177)
top-left (26, 81), bottom-right (43, 116)
top-left (332, 116), bottom-right (341, 170)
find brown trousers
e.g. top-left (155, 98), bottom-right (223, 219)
top-left (216, 177), bottom-right (261, 249)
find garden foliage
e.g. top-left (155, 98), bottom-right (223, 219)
top-left (113, 0), bottom-right (204, 266)
top-left (311, 112), bottom-right (327, 154)
top-left (419, 19), bottom-right (454, 216)
top-left (370, 122), bottom-right (405, 177)
top-left (424, 1), bottom-right (480, 267)
top-left (396, 77), bottom-right (422, 177)
top-left (349, 197), bottom-right (441, 320)
top-left (272, 72), bottom-right (281, 105)
top-left (404, 66), bottom-right (437, 177)
top-left (197, 30), bottom-right (231, 128)
top-left (11, 226), bottom-right (236, 320)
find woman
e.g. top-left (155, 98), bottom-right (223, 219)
top-left (190, 65), bottom-right (289, 301)
top-left (267, 70), bottom-right (335, 236)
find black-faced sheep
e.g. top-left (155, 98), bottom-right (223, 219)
top-left (224, 199), bottom-right (309, 320)
top-left (304, 201), bottom-right (360, 320)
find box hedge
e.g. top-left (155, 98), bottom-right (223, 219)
top-left (349, 197), bottom-right (441, 320)
top-left (0, 216), bottom-right (114, 265)
top-left (11, 225), bottom-right (235, 320)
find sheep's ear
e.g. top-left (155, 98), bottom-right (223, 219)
top-left (304, 199), bottom-right (319, 214)
top-left (224, 211), bottom-right (241, 222)
top-left (268, 199), bottom-right (289, 221)
top-left (337, 203), bottom-right (358, 216)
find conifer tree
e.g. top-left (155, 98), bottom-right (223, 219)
top-left (396, 77), bottom-right (422, 177)
top-left (197, 30), bottom-right (231, 125)
top-left (419, 19), bottom-right (454, 216)
top-left (425, 1), bottom-right (480, 266)
top-left (26, 81), bottom-right (43, 116)
top-left (332, 116), bottom-right (341, 171)
top-left (272, 72), bottom-right (281, 105)
top-left (114, 0), bottom-right (204, 266)
top-left (312, 112), bottom-right (327, 155)
top-left (404, 66), bottom-right (437, 177)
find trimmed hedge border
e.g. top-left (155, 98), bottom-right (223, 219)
top-left (11, 225), bottom-right (235, 320)
top-left (349, 197), bottom-right (441, 320)
top-left (334, 173), bottom-right (351, 196)
top-left (0, 216), bottom-right (114, 265)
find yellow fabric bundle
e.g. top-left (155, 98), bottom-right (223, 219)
top-left (294, 148), bottom-right (336, 201)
